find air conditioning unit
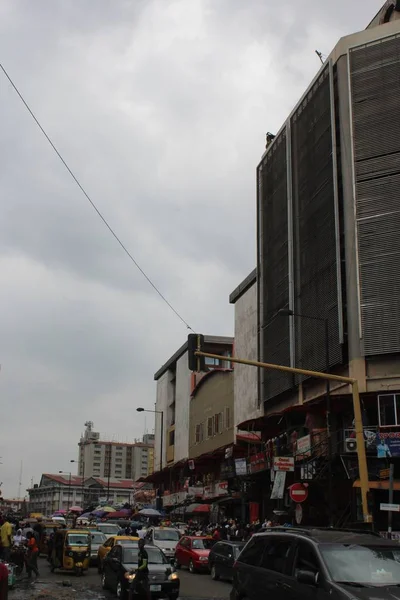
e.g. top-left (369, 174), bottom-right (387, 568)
top-left (345, 438), bottom-right (357, 453)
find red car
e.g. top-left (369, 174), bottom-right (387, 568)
top-left (175, 536), bottom-right (214, 573)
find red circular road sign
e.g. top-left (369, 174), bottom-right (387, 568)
top-left (289, 483), bottom-right (308, 503)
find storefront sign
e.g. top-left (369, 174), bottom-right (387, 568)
top-left (162, 492), bottom-right (188, 507)
top-left (296, 435), bottom-right (312, 460)
top-left (220, 460), bottom-right (236, 479)
top-left (273, 457), bottom-right (294, 472)
top-left (214, 481), bottom-right (228, 497)
top-left (376, 432), bottom-right (400, 457)
top-left (270, 471), bottom-right (286, 499)
top-left (249, 452), bottom-right (268, 474)
top-left (235, 458), bottom-right (248, 476)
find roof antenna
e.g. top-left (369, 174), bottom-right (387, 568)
top-left (315, 50), bottom-right (324, 64)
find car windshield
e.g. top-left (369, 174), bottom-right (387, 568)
top-left (98, 526), bottom-right (120, 534)
top-left (123, 547), bottom-right (167, 565)
top-left (120, 539), bottom-right (138, 546)
top-left (192, 539), bottom-right (213, 550)
top-left (234, 545), bottom-right (244, 558)
top-left (91, 533), bottom-right (106, 543)
top-left (321, 544), bottom-right (400, 586)
top-left (67, 534), bottom-right (90, 545)
top-left (154, 530), bottom-right (180, 541)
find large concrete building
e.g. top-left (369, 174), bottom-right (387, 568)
top-left (252, 4), bottom-right (400, 527)
top-left (77, 422), bottom-right (154, 482)
top-left (154, 336), bottom-right (233, 471)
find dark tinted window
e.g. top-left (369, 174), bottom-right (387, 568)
top-left (293, 541), bottom-right (320, 575)
top-left (238, 537), bottom-right (266, 566)
top-left (214, 543), bottom-right (229, 557)
top-left (260, 539), bottom-right (292, 574)
top-left (109, 546), bottom-right (122, 560)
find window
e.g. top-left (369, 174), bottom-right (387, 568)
top-left (195, 423), bottom-right (204, 444)
top-left (238, 537), bottom-right (265, 566)
top-left (115, 458), bottom-right (122, 463)
top-left (93, 462), bottom-right (100, 467)
top-left (214, 412), bottom-right (223, 434)
top-left (205, 356), bottom-right (221, 367)
top-left (225, 407), bottom-right (231, 429)
top-left (207, 417), bottom-right (214, 438)
top-left (379, 394), bottom-right (400, 426)
top-left (293, 541), bottom-right (320, 576)
top-left (260, 539), bottom-right (292, 574)
top-left (169, 430), bottom-right (175, 446)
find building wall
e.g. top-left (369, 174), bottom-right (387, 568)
top-left (233, 280), bottom-right (261, 428)
top-left (78, 440), bottom-right (153, 481)
top-left (174, 351), bottom-right (192, 463)
top-left (189, 371), bottom-right (234, 459)
top-left (155, 371), bottom-right (171, 471)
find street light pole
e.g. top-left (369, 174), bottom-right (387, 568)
top-left (136, 408), bottom-right (164, 472)
top-left (278, 309), bottom-right (333, 527)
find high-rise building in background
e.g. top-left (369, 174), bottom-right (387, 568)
top-left (77, 422), bottom-right (154, 482)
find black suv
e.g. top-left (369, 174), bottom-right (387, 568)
top-left (231, 527), bottom-right (400, 600)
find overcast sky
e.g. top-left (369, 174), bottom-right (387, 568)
top-left (0, 0), bottom-right (382, 498)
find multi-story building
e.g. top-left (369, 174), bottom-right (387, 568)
top-left (253, 3), bottom-right (400, 528)
top-left (154, 336), bottom-right (233, 471)
top-left (77, 422), bottom-right (154, 482)
top-left (27, 474), bottom-right (146, 514)
top-left (229, 269), bottom-right (261, 430)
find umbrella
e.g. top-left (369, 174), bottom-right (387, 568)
top-left (80, 512), bottom-right (91, 519)
top-left (193, 504), bottom-right (210, 513)
top-left (102, 506), bottom-right (115, 512)
top-left (70, 506), bottom-right (83, 513)
top-left (138, 508), bottom-right (162, 517)
top-left (105, 510), bottom-right (132, 519)
top-left (53, 510), bottom-right (66, 515)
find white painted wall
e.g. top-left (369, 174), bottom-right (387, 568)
top-left (174, 351), bottom-right (191, 463)
top-left (234, 281), bottom-right (262, 428)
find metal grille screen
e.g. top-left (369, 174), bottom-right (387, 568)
top-left (350, 35), bottom-right (400, 355)
top-left (292, 65), bottom-right (343, 374)
top-left (258, 130), bottom-right (293, 400)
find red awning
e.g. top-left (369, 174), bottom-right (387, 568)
top-left (193, 504), bottom-right (211, 513)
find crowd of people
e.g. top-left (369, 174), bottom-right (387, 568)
top-left (0, 514), bottom-right (46, 579)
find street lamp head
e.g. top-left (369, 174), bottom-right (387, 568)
top-left (136, 407), bottom-right (145, 412)
top-left (70, 460), bottom-right (76, 463)
top-left (278, 309), bottom-right (294, 317)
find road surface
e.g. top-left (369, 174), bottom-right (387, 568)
top-left (10, 557), bottom-right (231, 599)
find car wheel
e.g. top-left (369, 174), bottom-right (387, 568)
top-left (101, 572), bottom-right (107, 590)
top-left (189, 559), bottom-right (196, 574)
top-left (211, 564), bottom-right (219, 580)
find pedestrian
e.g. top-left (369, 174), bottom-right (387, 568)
top-left (0, 562), bottom-right (8, 600)
top-left (26, 532), bottom-right (40, 578)
top-left (0, 518), bottom-right (13, 561)
top-left (135, 539), bottom-right (151, 600)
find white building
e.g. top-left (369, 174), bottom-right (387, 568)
top-left (77, 422), bottom-right (153, 481)
top-left (154, 336), bottom-right (233, 471)
top-left (229, 269), bottom-right (262, 431)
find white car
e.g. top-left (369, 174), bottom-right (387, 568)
top-left (146, 527), bottom-right (181, 560)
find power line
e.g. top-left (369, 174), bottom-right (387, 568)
top-left (0, 63), bottom-right (194, 332)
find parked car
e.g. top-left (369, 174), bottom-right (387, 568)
top-left (102, 543), bottom-right (180, 600)
top-left (174, 536), bottom-right (214, 573)
top-left (90, 531), bottom-right (107, 565)
top-left (146, 527), bottom-right (181, 560)
top-left (230, 526), bottom-right (398, 600)
top-left (97, 536), bottom-right (139, 573)
top-left (208, 541), bottom-right (244, 581)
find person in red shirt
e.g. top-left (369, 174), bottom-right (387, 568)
top-left (0, 562), bottom-right (8, 599)
top-left (26, 532), bottom-right (39, 578)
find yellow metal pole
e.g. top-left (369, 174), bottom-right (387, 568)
top-left (195, 350), bottom-right (372, 525)
top-left (351, 380), bottom-right (372, 523)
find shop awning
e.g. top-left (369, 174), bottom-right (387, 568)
top-left (353, 480), bottom-right (400, 491)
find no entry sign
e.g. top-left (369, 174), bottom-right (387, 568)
top-left (289, 483), bottom-right (308, 503)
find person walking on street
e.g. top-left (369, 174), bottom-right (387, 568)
top-left (25, 532), bottom-right (39, 579)
top-left (0, 519), bottom-right (12, 561)
top-left (135, 539), bottom-right (150, 600)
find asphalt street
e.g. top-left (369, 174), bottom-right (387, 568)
top-left (10, 557), bottom-right (231, 599)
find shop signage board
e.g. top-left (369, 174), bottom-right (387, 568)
top-left (296, 435), bottom-right (312, 461)
top-left (188, 486), bottom-right (203, 497)
top-left (379, 468), bottom-right (390, 479)
top-left (273, 457), bottom-right (295, 472)
top-left (376, 432), bottom-right (400, 457)
top-left (380, 503), bottom-right (400, 512)
top-left (270, 471), bottom-right (286, 500)
top-left (249, 452), bottom-right (268, 474)
top-left (235, 458), bottom-right (248, 476)
top-left (289, 483), bottom-right (308, 503)
top-left (162, 491), bottom-right (188, 507)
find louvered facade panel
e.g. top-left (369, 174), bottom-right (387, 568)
top-left (258, 130), bottom-right (293, 400)
top-left (350, 34), bottom-right (400, 355)
top-left (291, 65), bottom-right (343, 375)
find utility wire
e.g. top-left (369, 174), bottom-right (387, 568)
top-left (0, 63), bottom-right (194, 332)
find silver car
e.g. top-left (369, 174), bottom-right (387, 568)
top-left (146, 527), bottom-right (181, 560)
top-left (90, 531), bottom-right (107, 564)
